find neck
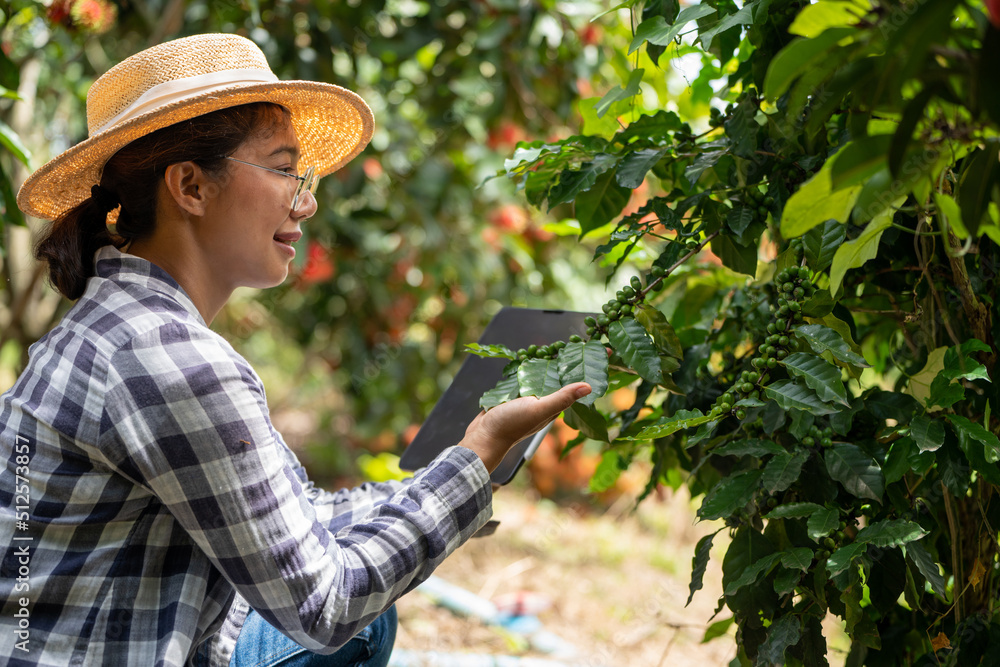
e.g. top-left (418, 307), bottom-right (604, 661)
top-left (128, 238), bottom-right (234, 324)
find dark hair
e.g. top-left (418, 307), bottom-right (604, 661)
top-left (35, 102), bottom-right (290, 300)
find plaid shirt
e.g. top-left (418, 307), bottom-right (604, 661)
top-left (0, 247), bottom-right (493, 667)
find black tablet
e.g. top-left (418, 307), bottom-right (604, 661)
top-left (399, 307), bottom-right (595, 485)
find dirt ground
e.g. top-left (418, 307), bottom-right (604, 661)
top-left (392, 485), bottom-right (740, 667)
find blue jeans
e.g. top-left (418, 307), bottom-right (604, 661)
top-left (195, 606), bottom-right (397, 667)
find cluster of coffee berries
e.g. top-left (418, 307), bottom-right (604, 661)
top-left (743, 187), bottom-right (775, 223)
top-left (815, 520), bottom-right (852, 560)
top-left (800, 423), bottom-right (834, 449)
top-left (708, 106), bottom-right (728, 129)
top-left (583, 266), bottom-right (667, 338)
top-left (515, 340), bottom-right (569, 361)
top-left (709, 261), bottom-right (817, 419)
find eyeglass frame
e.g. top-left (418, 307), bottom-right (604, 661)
top-left (225, 156), bottom-right (318, 210)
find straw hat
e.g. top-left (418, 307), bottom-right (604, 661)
top-left (17, 33), bottom-right (374, 221)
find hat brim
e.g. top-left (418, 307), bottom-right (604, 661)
top-left (17, 80), bottom-right (374, 221)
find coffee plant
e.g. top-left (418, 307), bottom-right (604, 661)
top-left (472, 1), bottom-right (1000, 664)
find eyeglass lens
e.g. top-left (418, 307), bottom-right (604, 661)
top-left (292, 166), bottom-right (317, 209)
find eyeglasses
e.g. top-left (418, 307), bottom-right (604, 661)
top-left (226, 157), bottom-right (318, 210)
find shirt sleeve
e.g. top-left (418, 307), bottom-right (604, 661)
top-left (99, 322), bottom-right (493, 653)
top-left (271, 427), bottom-right (415, 532)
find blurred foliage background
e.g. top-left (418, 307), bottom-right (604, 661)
top-left (0, 0), bottom-right (677, 484)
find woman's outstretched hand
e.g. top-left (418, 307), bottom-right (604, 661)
top-left (458, 383), bottom-right (592, 473)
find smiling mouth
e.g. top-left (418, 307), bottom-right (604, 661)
top-left (273, 236), bottom-right (293, 246)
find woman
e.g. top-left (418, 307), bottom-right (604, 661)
top-left (0, 34), bottom-right (589, 667)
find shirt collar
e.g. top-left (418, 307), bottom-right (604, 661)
top-left (93, 246), bottom-right (206, 326)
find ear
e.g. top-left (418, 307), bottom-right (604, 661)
top-left (163, 161), bottom-right (217, 217)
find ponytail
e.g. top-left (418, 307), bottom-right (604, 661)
top-left (34, 185), bottom-right (122, 300)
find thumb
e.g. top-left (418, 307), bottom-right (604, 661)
top-left (534, 382), bottom-right (591, 417)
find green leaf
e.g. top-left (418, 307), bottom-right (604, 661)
top-left (517, 357), bottom-right (562, 398)
top-left (763, 28), bottom-right (855, 102)
top-left (773, 566), bottom-right (801, 598)
top-left (504, 145), bottom-right (557, 173)
top-left (781, 353), bottom-right (849, 406)
top-left (826, 541), bottom-right (867, 576)
top-left (0, 49), bottom-right (19, 91)
top-left (855, 519), bottom-right (928, 548)
top-left (563, 402), bottom-right (610, 442)
top-left (607, 317), bottom-right (662, 384)
top-left (616, 148), bottom-right (668, 189)
top-left (726, 206), bottom-right (755, 237)
top-left (710, 233), bottom-right (758, 276)
top-left (824, 443), bottom-right (884, 501)
top-left (480, 374), bottom-right (521, 410)
top-left (891, 86), bottom-right (938, 178)
top-left (696, 3), bottom-right (754, 49)
top-left (941, 339), bottom-right (992, 383)
top-left (794, 324), bottom-right (870, 368)
top-left (465, 343), bottom-right (517, 359)
top-left (765, 379), bottom-right (839, 416)
top-left (764, 502), bottom-right (823, 519)
top-left (980, 24), bottom-right (1000, 128)
top-left (715, 438), bottom-right (786, 458)
top-left (698, 468), bottom-right (763, 521)
top-left (701, 616), bottom-right (735, 643)
top-left (684, 149), bottom-right (726, 186)
top-left (781, 547), bottom-right (815, 571)
top-left (634, 304), bottom-right (683, 359)
top-left (909, 414), bottom-right (945, 452)
top-left (853, 160), bottom-right (925, 224)
top-left (558, 340), bottom-right (610, 407)
top-left (802, 219), bottom-right (847, 272)
top-left (789, 1), bottom-right (865, 37)
top-left (883, 437), bottom-right (915, 483)
top-left (723, 97), bottom-right (759, 158)
top-left (829, 207), bottom-right (893, 295)
top-left (631, 409), bottom-right (713, 440)
top-left (757, 615), bottom-right (801, 665)
top-left (0, 120), bottom-right (31, 168)
top-left (763, 448), bottom-right (810, 494)
top-left (615, 109), bottom-right (685, 144)
top-left (723, 552), bottom-right (782, 596)
top-left (957, 139), bottom-right (1000, 237)
top-left (627, 5), bottom-right (717, 54)
top-left (807, 507), bottom-right (840, 540)
top-left (547, 153), bottom-right (617, 208)
top-left (947, 415), bottom-right (1000, 485)
top-left (946, 414), bottom-right (1000, 459)
top-left (687, 530), bottom-right (719, 606)
top-left (575, 169), bottom-right (631, 237)
top-left (780, 163), bottom-right (862, 239)
top-left (904, 540), bottom-right (947, 599)
top-left (928, 375), bottom-right (965, 410)
top-left (590, 449), bottom-right (625, 493)
top-left (594, 68), bottom-right (645, 116)
top-left (830, 136), bottom-right (893, 189)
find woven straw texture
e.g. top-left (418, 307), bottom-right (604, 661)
top-left (18, 34), bottom-right (374, 221)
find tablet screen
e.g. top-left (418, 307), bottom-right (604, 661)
top-left (399, 308), bottom-right (594, 485)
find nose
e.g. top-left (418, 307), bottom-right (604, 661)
top-left (291, 188), bottom-right (318, 220)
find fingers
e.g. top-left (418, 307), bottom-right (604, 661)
top-left (525, 383), bottom-right (590, 423)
